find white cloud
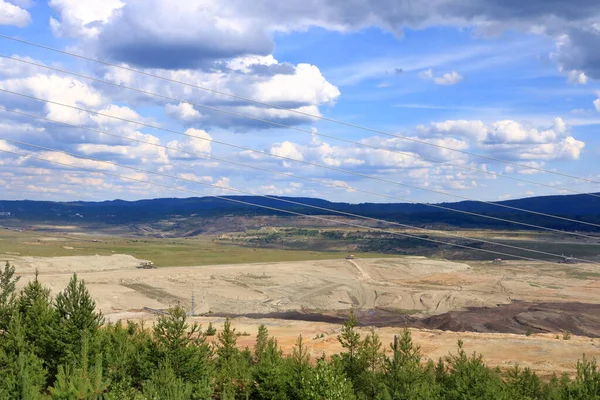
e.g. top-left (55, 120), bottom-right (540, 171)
top-left (0, 139), bottom-right (17, 152)
top-left (178, 173), bottom-right (213, 183)
top-left (90, 104), bottom-right (146, 127)
top-left (214, 177), bottom-right (232, 193)
top-left (100, 56), bottom-right (339, 131)
top-left (252, 63), bottom-right (340, 105)
top-left (167, 128), bottom-right (212, 158)
top-left (165, 103), bottom-right (203, 122)
top-left (594, 97), bottom-right (600, 112)
top-left (0, 74), bottom-right (104, 124)
top-left (45, 0), bottom-right (600, 82)
top-left (49, 0), bottom-right (124, 38)
top-left (566, 69), bottom-right (588, 84)
top-left (424, 120), bottom-right (487, 141)
top-left (434, 71), bottom-right (463, 85)
top-left (33, 151), bottom-right (117, 171)
top-left (270, 141), bottom-right (304, 161)
top-left (0, 0), bottom-right (30, 27)
top-left (416, 117), bottom-right (583, 161)
top-left (419, 69), bottom-right (463, 85)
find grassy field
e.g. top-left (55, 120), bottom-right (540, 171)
top-left (2, 225), bottom-right (598, 267)
top-left (0, 229), bottom-right (393, 267)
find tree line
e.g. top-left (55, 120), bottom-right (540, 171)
top-left (1, 261), bottom-right (599, 399)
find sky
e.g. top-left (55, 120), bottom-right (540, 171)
top-left (0, 0), bottom-right (599, 204)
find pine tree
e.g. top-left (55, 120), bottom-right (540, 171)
top-left (217, 317), bottom-right (238, 363)
top-left (97, 321), bottom-right (139, 392)
top-left (215, 318), bottom-right (254, 398)
top-left (506, 365), bottom-right (544, 399)
top-left (286, 334), bottom-right (314, 399)
top-left (337, 310), bottom-right (365, 388)
top-left (151, 304), bottom-right (213, 398)
top-left (358, 328), bottom-right (385, 398)
top-left (54, 273), bottom-right (104, 365)
top-left (252, 337), bottom-right (288, 400)
top-left (18, 270), bottom-right (59, 378)
top-left (142, 362), bottom-right (193, 400)
top-left (0, 312), bottom-right (47, 399)
top-left (309, 358), bottom-right (357, 400)
top-left (0, 261), bottom-right (20, 330)
top-left (565, 355), bottom-right (600, 399)
top-left (254, 324), bottom-right (269, 363)
top-left (49, 333), bottom-right (110, 399)
top-left (442, 340), bottom-right (507, 400)
top-left (383, 329), bottom-right (441, 399)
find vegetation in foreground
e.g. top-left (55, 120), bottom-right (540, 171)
top-left (1, 262), bottom-right (599, 399)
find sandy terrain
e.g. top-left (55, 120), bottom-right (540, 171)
top-left (9, 253), bottom-right (600, 376)
top-left (10, 255), bottom-right (600, 318)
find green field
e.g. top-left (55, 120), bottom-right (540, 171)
top-left (0, 229), bottom-right (393, 267)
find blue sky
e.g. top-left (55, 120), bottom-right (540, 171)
top-left (0, 0), bottom-right (599, 204)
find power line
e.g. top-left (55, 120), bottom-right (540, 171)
top-left (6, 136), bottom-right (599, 260)
top-left (2, 110), bottom-right (599, 248)
top-left (4, 54), bottom-right (600, 198)
top-left (2, 90), bottom-right (600, 235)
top-left (1, 35), bottom-right (597, 185)
top-left (1, 145), bottom-right (594, 265)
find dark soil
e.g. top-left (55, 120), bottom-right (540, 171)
top-left (209, 301), bottom-right (600, 338)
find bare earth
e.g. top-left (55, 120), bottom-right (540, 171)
top-left (9, 254), bottom-right (600, 376)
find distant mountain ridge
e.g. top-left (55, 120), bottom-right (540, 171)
top-left (1, 192), bottom-right (599, 232)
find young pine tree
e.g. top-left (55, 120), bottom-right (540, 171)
top-left (383, 328), bottom-right (441, 399)
top-left (54, 273), bottom-right (104, 365)
top-left (17, 270), bottom-right (59, 377)
top-left (285, 334), bottom-right (315, 399)
top-left (49, 332), bottom-right (110, 400)
top-left (252, 336), bottom-right (288, 400)
top-left (216, 317), bottom-right (238, 363)
top-left (151, 304), bottom-right (213, 398)
top-left (0, 312), bottom-right (47, 399)
top-left (506, 365), bottom-right (544, 399)
top-left (215, 318), bottom-right (253, 399)
top-left (357, 328), bottom-right (385, 398)
top-left (0, 261), bottom-right (20, 330)
top-left (337, 310), bottom-right (365, 387)
top-left (565, 355), bottom-right (600, 399)
top-left (142, 362), bottom-right (193, 400)
top-left (254, 324), bottom-right (269, 363)
top-left (442, 340), bottom-right (507, 400)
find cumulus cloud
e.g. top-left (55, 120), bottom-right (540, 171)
top-left (0, 0), bottom-right (30, 27)
top-left (419, 69), bottom-right (463, 85)
top-left (556, 25), bottom-right (600, 80)
top-left (167, 129), bottom-right (212, 159)
top-left (49, 0), bottom-right (124, 38)
top-left (418, 118), bottom-right (584, 161)
top-left (0, 74), bottom-right (104, 125)
top-left (566, 69), bottom-right (588, 84)
top-left (45, 0), bottom-right (600, 80)
top-left (99, 55), bottom-right (339, 131)
top-left (594, 96), bottom-right (600, 112)
top-left (165, 103), bottom-right (204, 123)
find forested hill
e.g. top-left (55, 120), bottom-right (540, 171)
top-left (1, 192), bottom-right (599, 232)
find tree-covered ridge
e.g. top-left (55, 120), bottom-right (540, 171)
top-left (1, 262), bottom-right (599, 399)
top-left (2, 192), bottom-right (600, 232)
